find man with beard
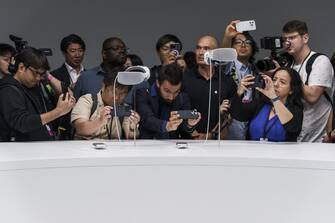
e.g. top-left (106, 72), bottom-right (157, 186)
top-left (0, 48), bottom-right (75, 141)
top-left (282, 20), bottom-right (334, 142)
top-left (74, 37), bottom-right (128, 99)
top-left (136, 63), bottom-right (201, 139)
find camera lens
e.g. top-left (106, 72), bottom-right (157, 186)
top-left (255, 59), bottom-right (276, 72)
top-left (170, 49), bottom-right (179, 57)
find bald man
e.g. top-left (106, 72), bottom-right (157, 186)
top-left (182, 35), bottom-right (236, 139)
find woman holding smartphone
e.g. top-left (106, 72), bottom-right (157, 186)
top-left (223, 67), bottom-right (303, 142)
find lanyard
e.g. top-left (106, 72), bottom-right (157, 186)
top-left (292, 50), bottom-right (312, 74)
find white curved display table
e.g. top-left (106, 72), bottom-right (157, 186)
top-left (0, 140), bottom-right (335, 223)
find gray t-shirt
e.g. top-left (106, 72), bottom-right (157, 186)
top-left (292, 51), bottom-right (334, 142)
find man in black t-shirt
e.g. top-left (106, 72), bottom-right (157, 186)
top-left (183, 35), bottom-right (236, 139)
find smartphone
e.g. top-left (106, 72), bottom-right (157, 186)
top-left (61, 82), bottom-right (69, 100)
top-left (251, 74), bottom-right (265, 89)
top-left (236, 20), bottom-right (256, 32)
top-left (177, 110), bottom-right (199, 120)
top-left (170, 42), bottom-right (181, 56)
top-left (111, 105), bottom-right (132, 117)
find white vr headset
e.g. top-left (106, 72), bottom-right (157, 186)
top-left (204, 48), bottom-right (237, 65)
top-left (117, 66), bottom-right (150, 85)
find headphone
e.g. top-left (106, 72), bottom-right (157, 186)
top-left (117, 66), bottom-right (150, 85)
top-left (204, 48), bottom-right (238, 65)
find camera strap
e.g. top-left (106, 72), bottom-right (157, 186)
top-left (292, 52), bottom-right (333, 106)
top-left (90, 94), bottom-right (98, 118)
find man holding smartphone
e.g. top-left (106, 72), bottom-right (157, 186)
top-left (221, 20), bottom-right (259, 140)
top-left (148, 34), bottom-right (183, 85)
top-left (137, 63), bottom-right (201, 139)
top-left (0, 48), bottom-right (75, 141)
top-left (71, 68), bottom-right (140, 140)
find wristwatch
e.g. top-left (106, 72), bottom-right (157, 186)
top-left (271, 96), bottom-right (281, 103)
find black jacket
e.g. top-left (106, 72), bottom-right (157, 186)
top-left (51, 63), bottom-right (72, 88)
top-left (136, 85), bottom-right (194, 139)
top-left (51, 64), bottom-right (73, 139)
top-left (0, 76), bottom-right (54, 141)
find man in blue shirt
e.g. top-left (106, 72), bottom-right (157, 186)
top-left (222, 20), bottom-right (259, 140)
top-left (74, 37), bottom-right (128, 100)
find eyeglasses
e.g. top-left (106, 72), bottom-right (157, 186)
top-left (28, 67), bottom-right (46, 77)
top-left (282, 34), bottom-right (301, 42)
top-left (0, 56), bottom-right (11, 63)
top-left (233, 39), bottom-right (253, 46)
top-left (103, 46), bottom-right (130, 53)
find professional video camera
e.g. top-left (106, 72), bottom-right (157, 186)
top-left (9, 34), bottom-right (52, 56)
top-left (255, 36), bottom-right (292, 72)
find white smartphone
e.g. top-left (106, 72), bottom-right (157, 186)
top-left (235, 20), bottom-right (256, 32)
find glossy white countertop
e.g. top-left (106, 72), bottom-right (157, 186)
top-left (1, 140), bottom-right (335, 170)
top-left (1, 140), bottom-right (335, 223)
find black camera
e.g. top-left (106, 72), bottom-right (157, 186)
top-left (260, 36), bottom-right (283, 50)
top-left (255, 36), bottom-right (292, 72)
top-left (9, 35), bottom-right (52, 56)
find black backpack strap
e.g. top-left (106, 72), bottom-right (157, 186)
top-left (70, 94), bottom-right (99, 139)
top-left (90, 94), bottom-right (98, 118)
top-left (305, 53), bottom-right (324, 85)
top-left (304, 53), bottom-right (332, 105)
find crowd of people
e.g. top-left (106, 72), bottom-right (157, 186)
top-left (0, 19), bottom-right (334, 143)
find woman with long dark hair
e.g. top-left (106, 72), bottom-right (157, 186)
top-left (225, 67), bottom-right (303, 142)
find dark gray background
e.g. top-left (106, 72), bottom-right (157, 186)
top-left (1, 0), bottom-right (334, 69)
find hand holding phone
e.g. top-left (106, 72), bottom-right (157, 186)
top-left (235, 20), bottom-right (256, 32)
top-left (61, 82), bottom-right (69, 100)
top-left (177, 110), bottom-right (199, 120)
top-left (111, 105), bottom-right (132, 117)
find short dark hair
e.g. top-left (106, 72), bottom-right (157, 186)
top-left (60, 34), bottom-right (86, 53)
top-left (183, 51), bottom-right (196, 70)
top-left (127, 54), bottom-right (143, 66)
top-left (282, 20), bottom-right (308, 35)
top-left (0, 43), bottom-right (16, 57)
top-left (13, 47), bottom-right (50, 73)
top-left (156, 34), bottom-right (182, 51)
top-left (103, 66), bottom-right (129, 91)
top-left (102, 37), bottom-right (124, 51)
top-left (232, 31), bottom-right (259, 63)
top-left (158, 63), bottom-right (183, 85)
